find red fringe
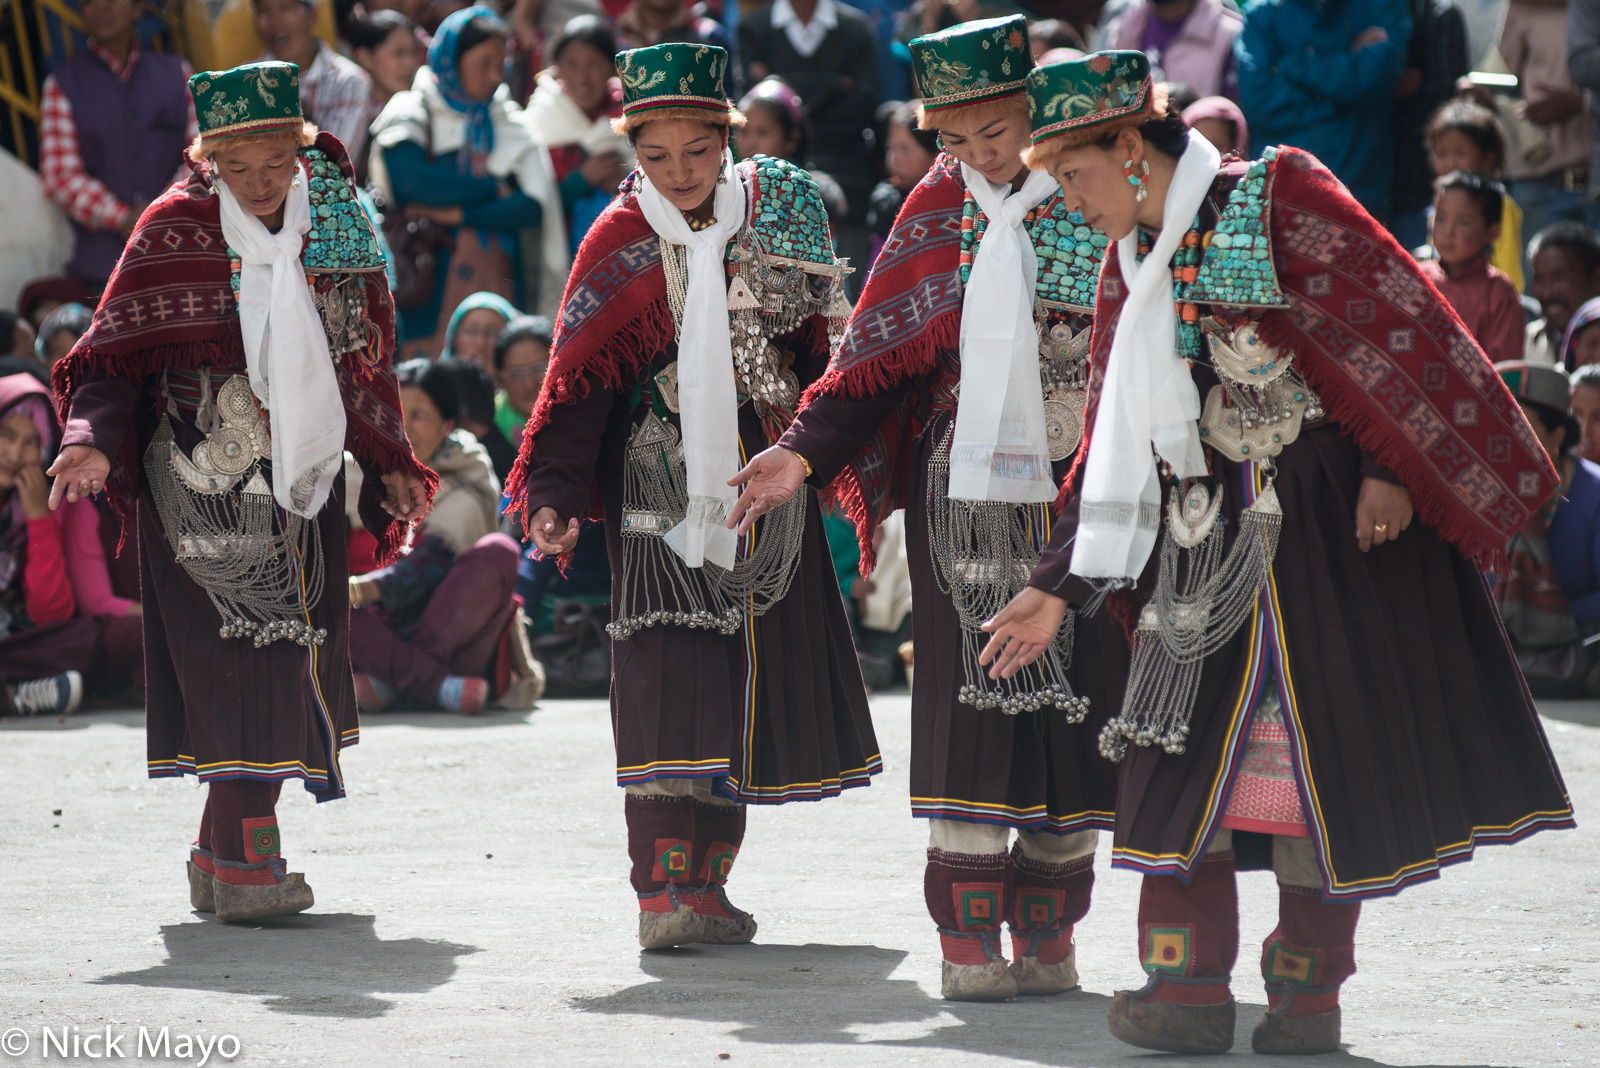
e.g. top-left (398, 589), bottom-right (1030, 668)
top-left (503, 296), bottom-right (675, 541)
top-left (797, 159), bottom-right (969, 570)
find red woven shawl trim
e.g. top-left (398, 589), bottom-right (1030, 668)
top-left (1060, 146), bottom-right (1558, 572)
top-left (503, 183), bottom-right (672, 531)
top-left (798, 153), bottom-right (967, 572)
top-left (504, 162), bottom-right (838, 537)
top-left (51, 134), bottom-right (435, 566)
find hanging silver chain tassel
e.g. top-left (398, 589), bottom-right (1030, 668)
top-left (143, 372), bottom-right (326, 648)
top-left (1099, 469), bottom-right (1283, 760)
top-left (609, 412), bottom-right (807, 641)
top-left (661, 236), bottom-right (849, 413)
top-left (926, 424), bottom-right (1086, 718)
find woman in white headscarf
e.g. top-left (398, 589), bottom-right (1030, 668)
top-left (507, 43), bottom-right (877, 955)
top-left (369, 5), bottom-right (566, 355)
top-left (48, 60), bottom-right (434, 925)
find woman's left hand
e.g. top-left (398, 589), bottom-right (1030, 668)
top-left (14, 463), bottom-right (50, 520)
top-left (978, 587), bottom-right (1069, 680)
top-left (1354, 476), bottom-right (1413, 551)
top-left (406, 204), bottom-right (464, 226)
top-left (381, 470), bottom-right (430, 519)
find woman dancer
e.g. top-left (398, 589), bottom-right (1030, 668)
top-left (730, 16), bottom-right (1125, 1002)
top-left (50, 61), bottom-right (432, 923)
top-left (987, 51), bottom-right (1575, 1053)
top-left (506, 43), bottom-right (877, 950)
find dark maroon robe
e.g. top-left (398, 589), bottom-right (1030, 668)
top-left (1060, 153), bottom-right (1574, 900)
top-left (519, 339), bottom-right (880, 803)
top-left (782, 363), bottom-right (1125, 834)
top-left (63, 365), bottom-right (359, 800)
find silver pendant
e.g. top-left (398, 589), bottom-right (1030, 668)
top-left (177, 375), bottom-right (269, 491)
top-left (1042, 388), bottom-right (1086, 460)
top-left (1198, 383), bottom-right (1307, 463)
top-left (1207, 321), bottom-right (1290, 387)
top-left (1168, 481), bottom-right (1223, 548)
top-left (653, 362), bottom-right (681, 413)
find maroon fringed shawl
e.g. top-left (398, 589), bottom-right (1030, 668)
top-left (794, 153), bottom-right (967, 572)
top-left (50, 133), bottom-right (434, 565)
top-left (503, 162), bottom-right (832, 533)
top-left (1062, 146), bottom-right (1557, 572)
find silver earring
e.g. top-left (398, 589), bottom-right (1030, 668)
top-left (717, 165), bottom-right (729, 185)
top-left (1123, 157), bottom-right (1149, 202)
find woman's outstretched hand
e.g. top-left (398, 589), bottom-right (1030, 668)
top-left (727, 447), bottom-right (807, 535)
top-left (529, 506), bottom-right (580, 555)
top-left (978, 587), bottom-right (1069, 680)
top-left (46, 444), bottom-right (111, 510)
top-left (381, 470), bottom-right (430, 519)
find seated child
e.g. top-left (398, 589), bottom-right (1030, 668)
top-left (1426, 100), bottom-right (1524, 289)
top-left (1420, 171), bottom-right (1525, 363)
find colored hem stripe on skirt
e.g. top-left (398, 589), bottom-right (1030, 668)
top-left (1111, 462), bottom-right (1578, 901)
top-left (912, 796), bottom-right (1115, 833)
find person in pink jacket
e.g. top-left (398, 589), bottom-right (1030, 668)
top-left (1106, 0), bottom-right (1243, 100)
top-left (0, 372), bottom-right (102, 716)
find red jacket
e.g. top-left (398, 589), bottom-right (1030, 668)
top-left (1420, 253), bottom-right (1527, 365)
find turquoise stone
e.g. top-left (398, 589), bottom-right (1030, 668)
top-left (1187, 150), bottom-right (1285, 307)
top-left (301, 146), bottom-right (384, 272)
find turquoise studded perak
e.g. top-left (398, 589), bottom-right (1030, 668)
top-left (960, 192), bottom-right (1104, 311)
top-left (1188, 147), bottom-right (1287, 308)
top-left (301, 147), bottom-right (385, 275)
top-left (732, 155), bottom-right (841, 269)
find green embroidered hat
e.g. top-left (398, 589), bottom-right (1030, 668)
top-left (616, 43), bottom-right (733, 126)
top-left (1027, 50), bottom-right (1159, 147)
top-left (188, 61), bottom-right (304, 144)
top-left (910, 15), bottom-right (1032, 115)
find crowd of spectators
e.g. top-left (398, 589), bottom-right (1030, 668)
top-left (13, 0), bottom-right (1600, 711)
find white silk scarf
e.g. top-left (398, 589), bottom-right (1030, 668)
top-left (214, 161), bottom-right (345, 518)
top-left (634, 151), bottom-right (748, 569)
top-left (948, 163), bottom-right (1060, 503)
top-left (1070, 132), bottom-right (1221, 580)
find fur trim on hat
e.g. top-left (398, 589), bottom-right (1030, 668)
top-left (917, 91), bottom-right (1028, 132)
top-left (187, 121), bottom-right (319, 164)
top-left (613, 106), bottom-right (747, 138)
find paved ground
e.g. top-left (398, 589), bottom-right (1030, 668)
top-left (1, 694), bottom-right (1596, 1068)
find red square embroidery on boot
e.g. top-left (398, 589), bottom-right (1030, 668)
top-left (952, 883), bottom-right (1003, 930)
top-left (652, 839), bottom-right (691, 883)
top-left (242, 817), bottom-right (280, 864)
top-left (698, 841), bottom-right (739, 885)
top-left (1015, 888), bottom-right (1066, 930)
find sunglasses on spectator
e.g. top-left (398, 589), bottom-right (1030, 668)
top-left (500, 365), bottom-right (546, 383)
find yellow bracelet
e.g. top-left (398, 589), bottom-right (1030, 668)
top-left (790, 449), bottom-right (814, 478)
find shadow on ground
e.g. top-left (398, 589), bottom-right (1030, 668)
top-left (575, 942), bottom-right (1494, 1068)
top-left (94, 913), bottom-right (478, 1018)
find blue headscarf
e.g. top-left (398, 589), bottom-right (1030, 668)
top-left (428, 6), bottom-right (509, 176)
top-left (442, 291), bottom-right (520, 359)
